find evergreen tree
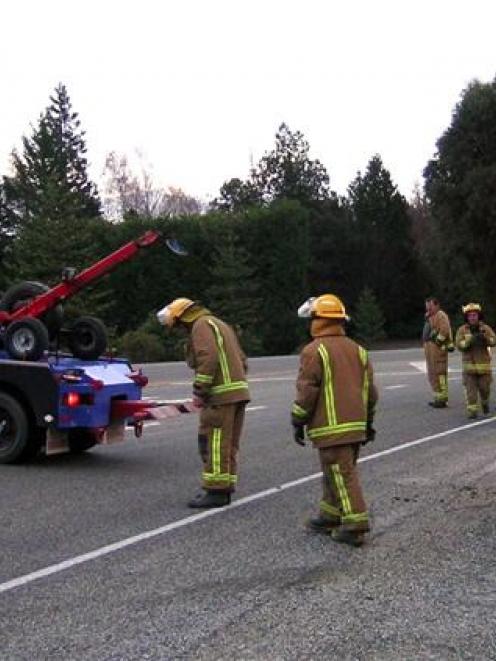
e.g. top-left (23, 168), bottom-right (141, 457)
top-left (251, 123), bottom-right (330, 204)
top-left (348, 155), bottom-right (422, 336)
top-left (3, 83), bottom-right (100, 225)
top-left (210, 177), bottom-right (262, 212)
top-left (205, 221), bottom-right (264, 354)
top-left (243, 199), bottom-right (310, 354)
top-left (423, 77), bottom-right (496, 319)
top-left (353, 287), bottom-right (386, 346)
top-left (3, 83), bottom-right (105, 295)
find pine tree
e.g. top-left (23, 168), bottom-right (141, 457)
top-left (252, 123), bottom-right (330, 204)
top-left (3, 83), bottom-right (104, 287)
top-left (205, 221), bottom-right (264, 354)
top-left (353, 287), bottom-right (386, 346)
top-left (347, 155), bottom-right (422, 336)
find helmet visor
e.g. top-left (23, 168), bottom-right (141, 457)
top-left (297, 297), bottom-right (316, 318)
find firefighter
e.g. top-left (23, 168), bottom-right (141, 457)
top-left (157, 298), bottom-right (250, 508)
top-left (422, 297), bottom-right (454, 408)
top-left (291, 294), bottom-right (378, 547)
top-left (455, 303), bottom-right (496, 418)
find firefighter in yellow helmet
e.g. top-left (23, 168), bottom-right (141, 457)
top-left (157, 298), bottom-right (250, 508)
top-left (422, 297), bottom-right (454, 408)
top-left (455, 303), bottom-right (496, 418)
top-left (291, 294), bottom-right (378, 547)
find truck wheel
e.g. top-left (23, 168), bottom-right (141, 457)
top-left (0, 393), bottom-right (30, 463)
top-left (68, 316), bottom-right (108, 360)
top-left (0, 281), bottom-right (64, 339)
top-left (68, 429), bottom-right (97, 454)
top-left (5, 317), bottom-right (49, 361)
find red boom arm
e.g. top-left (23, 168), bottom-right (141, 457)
top-left (0, 230), bottom-right (162, 324)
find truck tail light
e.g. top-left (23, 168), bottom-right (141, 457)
top-left (62, 392), bottom-right (94, 407)
top-left (64, 392), bottom-right (81, 407)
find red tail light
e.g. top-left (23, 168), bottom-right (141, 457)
top-left (64, 392), bottom-right (81, 407)
top-left (62, 392), bottom-right (94, 407)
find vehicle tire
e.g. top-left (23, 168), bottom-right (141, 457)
top-left (68, 428), bottom-right (97, 454)
top-left (68, 316), bottom-right (108, 360)
top-left (5, 317), bottom-right (49, 361)
top-left (0, 392), bottom-right (31, 464)
top-left (0, 281), bottom-right (64, 339)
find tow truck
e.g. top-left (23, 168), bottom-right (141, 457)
top-left (0, 231), bottom-right (197, 464)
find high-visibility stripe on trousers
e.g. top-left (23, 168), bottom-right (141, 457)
top-left (426, 354), bottom-right (448, 402)
top-left (463, 372), bottom-right (492, 414)
top-left (198, 402), bottom-right (246, 492)
top-left (318, 444), bottom-right (369, 532)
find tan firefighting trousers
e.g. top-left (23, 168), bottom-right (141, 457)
top-left (198, 402), bottom-right (246, 492)
top-left (463, 372), bottom-right (491, 415)
top-left (318, 444), bottom-right (369, 532)
top-left (424, 342), bottom-right (448, 403)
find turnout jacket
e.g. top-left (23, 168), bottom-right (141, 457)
top-left (185, 315), bottom-right (250, 405)
top-left (292, 325), bottom-right (378, 448)
top-left (423, 309), bottom-right (453, 355)
top-left (455, 322), bottom-right (496, 374)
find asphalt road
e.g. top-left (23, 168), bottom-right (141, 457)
top-left (1, 348), bottom-right (496, 660)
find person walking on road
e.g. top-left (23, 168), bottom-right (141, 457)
top-left (291, 294), bottom-right (378, 547)
top-left (422, 297), bottom-right (454, 408)
top-left (455, 303), bottom-right (496, 418)
top-left (157, 298), bottom-right (250, 508)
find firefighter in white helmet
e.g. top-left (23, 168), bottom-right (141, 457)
top-left (291, 294), bottom-right (378, 547)
top-left (157, 298), bottom-right (250, 508)
top-left (455, 303), bottom-right (496, 418)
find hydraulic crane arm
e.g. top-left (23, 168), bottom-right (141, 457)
top-left (0, 231), bottom-right (163, 324)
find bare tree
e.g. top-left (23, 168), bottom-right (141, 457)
top-left (102, 151), bottom-right (203, 220)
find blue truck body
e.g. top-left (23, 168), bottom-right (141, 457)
top-left (0, 350), bottom-right (148, 463)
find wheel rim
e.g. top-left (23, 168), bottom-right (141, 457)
top-left (0, 408), bottom-right (17, 454)
top-left (11, 327), bottom-right (36, 354)
top-left (76, 327), bottom-right (95, 350)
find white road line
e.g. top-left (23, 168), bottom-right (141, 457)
top-left (384, 384), bottom-right (407, 390)
top-left (410, 361), bottom-right (427, 373)
top-left (2, 416), bottom-right (495, 596)
top-left (246, 405), bottom-right (267, 412)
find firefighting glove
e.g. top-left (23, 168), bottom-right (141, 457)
top-left (292, 424), bottom-right (306, 447)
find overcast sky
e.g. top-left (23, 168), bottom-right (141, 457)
top-left (2, 0), bottom-right (495, 202)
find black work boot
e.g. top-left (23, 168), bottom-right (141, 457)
top-left (331, 529), bottom-right (366, 547)
top-left (305, 516), bottom-right (340, 534)
top-left (187, 491), bottom-right (231, 509)
top-left (428, 400), bottom-right (447, 409)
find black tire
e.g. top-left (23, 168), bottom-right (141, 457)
top-left (68, 316), bottom-right (108, 360)
top-left (0, 392), bottom-right (31, 464)
top-left (5, 317), bottom-right (49, 361)
top-left (68, 428), bottom-right (97, 454)
top-left (0, 281), bottom-right (64, 339)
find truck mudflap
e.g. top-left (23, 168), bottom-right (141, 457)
top-left (45, 399), bottom-right (200, 455)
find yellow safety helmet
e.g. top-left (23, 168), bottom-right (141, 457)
top-left (298, 294), bottom-right (349, 320)
top-left (156, 297), bottom-right (195, 327)
top-left (462, 302), bottom-right (482, 315)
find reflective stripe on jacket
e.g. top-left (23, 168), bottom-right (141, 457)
top-left (187, 315), bottom-right (250, 405)
top-left (455, 322), bottom-right (496, 374)
top-left (292, 325), bottom-right (378, 448)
